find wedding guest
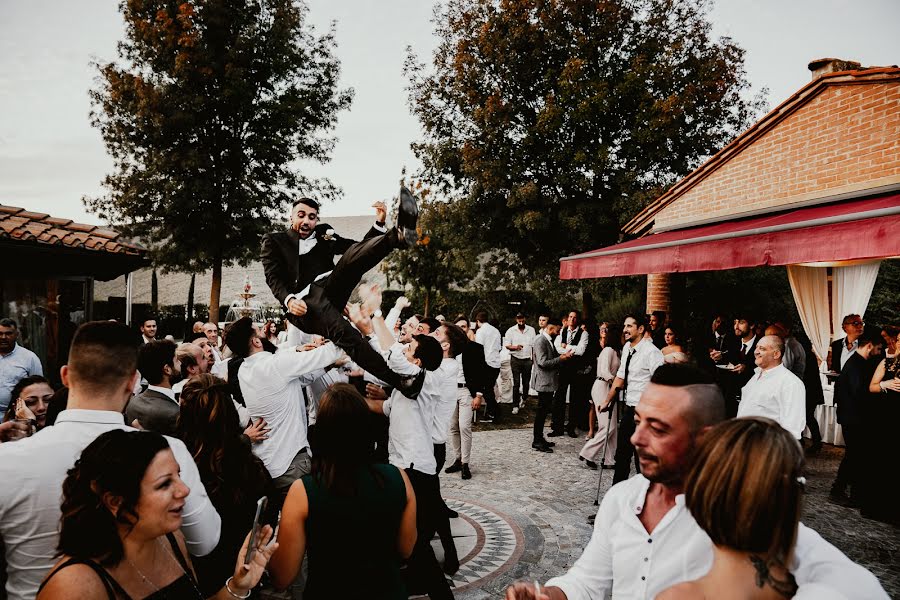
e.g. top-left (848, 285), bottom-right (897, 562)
top-left (662, 325), bottom-right (688, 364)
top-left (3, 375), bottom-right (53, 432)
top-left (579, 324), bottom-right (621, 469)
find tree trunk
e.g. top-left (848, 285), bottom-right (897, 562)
top-left (581, 289), bottom-right (593, 320)
top-left (151, 269), bottom-right (159, 313)
top-left (423, 289), bottom-right (431, 317)
top-left (210, 257), bottom-right (222, 324)
top-left (185, 274), bottom-right (196, 337)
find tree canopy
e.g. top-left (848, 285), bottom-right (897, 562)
top-left (86, 0), bottom-right (352, 315)
top-left (405, 0), bottom-right (764, 298)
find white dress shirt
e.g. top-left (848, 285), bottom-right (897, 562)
top-left (555, 327), bottom-right (589, 356)
top-left (840, 338), bottom-right (859, 370)
top-left (238, 343), bottom-right (341, 478)
top-left (738, 363), bottom-right (807, 439)
top-left (429, 357), bottom-right (461, 444)
top-left (546, 475), bottom-right (888, 600)
top-left (616, 338), bottom-right (665, 407)
top-left (0, 409), bottom-right (221, 600)
top-left (504, 325), bottom-right (537, 360)
top-left (380, 342), bottom-right (438, 475)
top-left (475, 322), bottom-right (503, 369)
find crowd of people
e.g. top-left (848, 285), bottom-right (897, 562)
top-left (0, 190), bottom-right (894, 600)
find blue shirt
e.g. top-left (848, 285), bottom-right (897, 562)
top-left (0, 343), bottom-right (43, 414)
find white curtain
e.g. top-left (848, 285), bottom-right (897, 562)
top-left (832, 261), bottom-right (882, 335)
top-left (786, 265), bottom-right (831, 361)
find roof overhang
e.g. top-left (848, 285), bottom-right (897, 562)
top-left (559, 194), bottom-right (900, 280)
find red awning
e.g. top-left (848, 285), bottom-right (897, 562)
top-left (560, 194), bottom-right (900, 280)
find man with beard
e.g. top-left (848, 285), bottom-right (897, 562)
top-left (505, 364), bottom-right (888, 600)
top-left (599, 314), bottom-right (664, 484)
top-left (124, 339), bottom-right (182, 436)
top-left (260, 190), bottom-right (424, 397)
top-left (505, 312), bottom-right (536, 414)
top-left (710, 312), bottom-right (759, 417)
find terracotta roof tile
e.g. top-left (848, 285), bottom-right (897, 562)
top-left (0, 204), bottom-right (147, 257)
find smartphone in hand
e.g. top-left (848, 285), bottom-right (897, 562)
top-left (244, 496), bottom-right (268, 565)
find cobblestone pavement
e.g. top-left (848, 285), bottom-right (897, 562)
top-left (438, 426), bottom-right (900, 599)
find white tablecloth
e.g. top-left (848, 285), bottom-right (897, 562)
top-left (803, 386), bottom-right (845, 446)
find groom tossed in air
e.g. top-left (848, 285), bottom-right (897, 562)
top-left (261, 186), bottom-right (423, 397)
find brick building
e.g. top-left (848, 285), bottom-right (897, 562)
top-left (560, 59), bottom-right (900, 315)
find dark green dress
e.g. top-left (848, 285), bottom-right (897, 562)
top-left (301, 463), bottom-right (408, 599)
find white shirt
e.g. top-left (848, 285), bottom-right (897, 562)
top-left (238, 343), bottom-right (341, 478)
top-left (475, 322), bottom-right (502, 369)
top-left (156, 383), bottom-right (180, 401)
top-left (738, 363), bottom-right (807, 439)
top-left (0, 409), bottom-right (221, 600)
top-left (616, 338), bottom-right (665, 407)
top-left (546, 475), bottom-right (888, 600)
top-left (381, 342), bottom-right (437, 475)
top-left (555, 327), bottom-right (589, 356)
top-left (504, 324), bottom-right (537, 360)
top-left (430, 357), bottom-right (461, 444)
top-left (840, 338), bottom-right (859, 370)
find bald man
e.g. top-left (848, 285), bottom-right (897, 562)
top-left (737, 334), bottom-right (806, 439)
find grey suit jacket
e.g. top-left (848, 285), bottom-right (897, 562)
top-left (531, 334), bottom-right (563, 393)
top-left (125, 389), bottom-right (180, 437)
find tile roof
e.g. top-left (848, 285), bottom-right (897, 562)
top-left (0, 205), bottom-right (146, 256)
top-left (622, 66), bottom-right (900, 235)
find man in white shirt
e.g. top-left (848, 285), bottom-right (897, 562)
top-left (227, 317), bottom-right (342, 497)
top-left (475, 310), bottom-right (503, 422)
top-left (505, 312), bottom-right (536, 414)
top-left (600, 314), bottom-right (664, 484)
top-left (738, 335), bottom-right (807, 440)
top-left (552, 311), bottom-right (590, 437)
top-left (506, 363), bottom-right (888, 600)
top-left (0, 321), bottom-right (221, 600)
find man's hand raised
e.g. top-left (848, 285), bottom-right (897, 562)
top-left (287, 298), bottom-right (307, 317)
top-left (373, 200), bottom-right (387, 223)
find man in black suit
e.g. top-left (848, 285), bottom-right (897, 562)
top-left (261, 189), bottom-right (422, 396)
top-left (125, 340), bottom-right (181, 436)
top-left (830, 330), bottom-right (882, 504)
top-left (710, 312), bottom-right (759, 417)
top-left (829, 313), bottom-right (865, 374)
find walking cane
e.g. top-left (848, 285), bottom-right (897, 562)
top-left (593, 397), bottom-right (618, 506)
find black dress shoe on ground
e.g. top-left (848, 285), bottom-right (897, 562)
top-left (396, 186), bottom-right (419, 247)
top-left (445, 459), bottom-right (463, 474)
top-left (547, 430), bottom-right (565, 437)
top-left (461, 464), bottom-right (472, 480)
top-left (584, 459), bottom-right (598, 470)
top-left (445, 506), bottom-right (459, 519)
top-left (544, 440), bottom-right (555, 447)
top-left (567, 430), bottom-right (578, 438)
top-left (396, 370), bottom-right (425, 399)
top-left (532, 442), bottom-right (553, 453)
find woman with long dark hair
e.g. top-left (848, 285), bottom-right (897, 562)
top-left (268, 383), bottom-right (416, 599)
top-left (38, 429), bottom-right (276, 599)
top-left (177, 374), bottom-right (276, 596)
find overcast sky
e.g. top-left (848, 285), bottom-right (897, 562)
top-left (0, 0), bottom-right (898, 225)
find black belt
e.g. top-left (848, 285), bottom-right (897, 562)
top-left (596, 376), bottom-right (612, 383)
top-left (457, 383), bottom-right (468, 388)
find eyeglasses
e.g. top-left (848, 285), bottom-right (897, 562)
top-left (844, 321), bottom-right (865, 327)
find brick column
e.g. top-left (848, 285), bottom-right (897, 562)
top-left (646, 273), bottom-right (672, 315)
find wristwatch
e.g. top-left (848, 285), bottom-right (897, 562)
top-left (373, 309), bottom-right (383, 318)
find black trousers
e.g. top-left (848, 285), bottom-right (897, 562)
top-left (405, 468), bottom-right (454, 600)
top-left (510, 357), bottom-right (532, 405)
top-left (288, 232), bottom-right (403, 388)
top-left (482, 366), bottom-right (500, 416)
top-left (806, 402), bottom-right (822, 444)
top-left (433, 443), bottom-right (458, 562)
top-left (571, 372), bottom-right (593, 430)
top-left (833, 424), bottom-right (856, 493)
top-left (551, 369), bottom-right (577, 433)
top-left (533, 391), bottom-right (555, 443)
top-left (613, 405), bottom-right (641, 484)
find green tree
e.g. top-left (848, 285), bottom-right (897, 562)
top-left (382, 182), bottom-right (477, 316)
top-left (406, 0), bottom-right (764, 295)
top-left (86, 0), bottom-right (352, 314)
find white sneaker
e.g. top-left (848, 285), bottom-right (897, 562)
top-left (511, 406), bottom-right (520, 415)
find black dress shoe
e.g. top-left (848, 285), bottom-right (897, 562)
top-left (444, 459), bottom-right (463, 474)
top-left (442, 548), bottom-right (460, 575)
top-left (567, 430), bottom-right (578, 438)
top-left (445, 506), bottom-right (459, 519)
top-left (396, 186), bottom-right (419, 247)
top-left (461, 464), bottom-right (472, 480)
top-left (547, 430), bottom-right (565, 437)
top-left (584, 459), bottom-right (598, 470)
top-left (532, 442), bottom-right (553, 453)
top-left (396, 370), bottom-right (425, 399)
top-left (544, 440), bottom-right (555, 447)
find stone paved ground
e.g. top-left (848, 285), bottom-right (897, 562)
top-left (440, 424), bottom-right (900, 599)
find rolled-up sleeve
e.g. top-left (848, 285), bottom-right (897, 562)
top-left (166, 436), bottom-right (221, 556)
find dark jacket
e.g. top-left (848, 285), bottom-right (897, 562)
top-left (260, 223), bottom-right (379, 307)
top-left (834, 352), bottom-right (878, 427)
top-left (124, 388), bottom-right (179, 437)
top-left (461, 340), bottom-right (491, 397)
top-left (829, 337), bottom-right (856, 374)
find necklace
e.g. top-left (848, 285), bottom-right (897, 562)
top-left (125, 536), bottom-right (204, 599)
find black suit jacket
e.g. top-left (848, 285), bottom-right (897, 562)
top-left (830, 337), bottom-right (855, 374)
top-left (124, 389), bottom-right (180, 437)
top-left (461, 340), bottom-right (491, 397)
top-left (834, 352), bottom-right (877, 427)
top-left (260, 223), bottom-right (380, 307)
top-left (728, 335), bottom-right (760, 387)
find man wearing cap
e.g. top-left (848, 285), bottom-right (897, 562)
top-left (505, 313), bottom-right (536, 415)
